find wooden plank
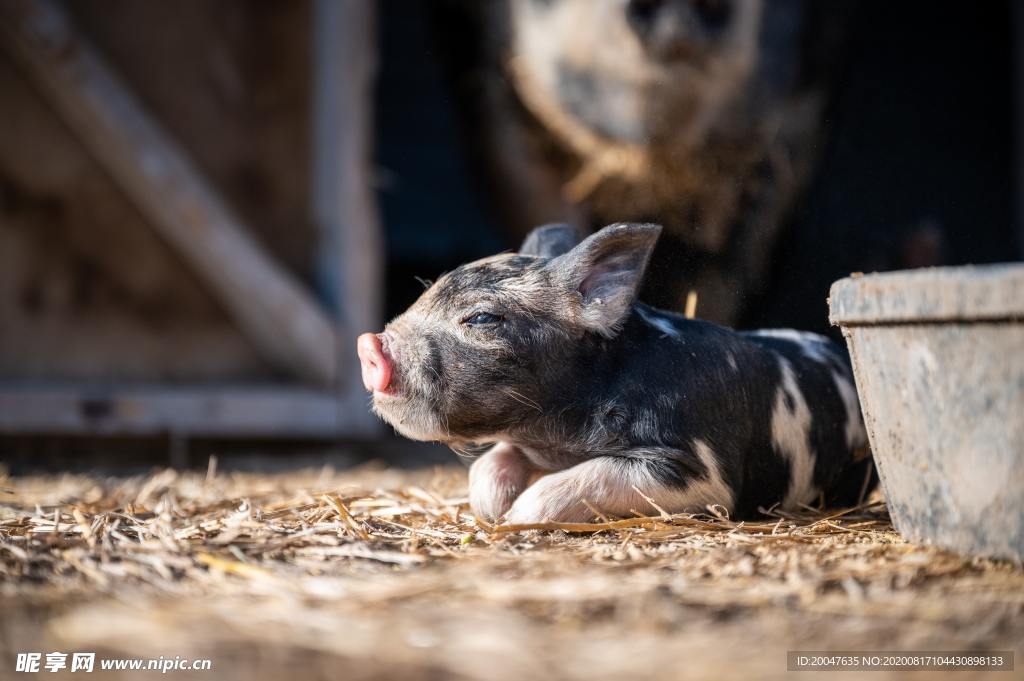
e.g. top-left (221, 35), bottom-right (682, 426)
top-left (0, 0), bottom-right (339, 387)
top-left (0, 383), bottom-right (378, 438)
top-left (311, 0), bottom-right (383, 428)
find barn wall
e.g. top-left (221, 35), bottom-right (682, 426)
top-left (0, 0), bottom-right (314, 382)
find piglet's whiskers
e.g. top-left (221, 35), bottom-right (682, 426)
top-left (504, 389), bottom-right (544, 414)
top-left (425, 364), bottom-right (444, 386)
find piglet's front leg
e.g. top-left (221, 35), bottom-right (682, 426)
top-left (504, 457), bottom-right (638, 524)
top-left (504, 452), bottom-right (734, 524)
top-left (468, 442), bottom-right (536, 522)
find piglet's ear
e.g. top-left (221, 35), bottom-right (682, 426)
top-left (547, 223), bottom-right (661, 336)
top-left (519, 222), bottom-right (581, 258)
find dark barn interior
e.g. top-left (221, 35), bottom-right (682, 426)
top-left (380, 0), bottom-right (1019, 330)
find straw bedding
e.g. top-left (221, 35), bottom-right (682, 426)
top-left (1, 463), bottom-right (1022, 680)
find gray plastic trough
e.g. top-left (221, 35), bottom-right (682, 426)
top-left (829, 264), bottom-right (1024, 561)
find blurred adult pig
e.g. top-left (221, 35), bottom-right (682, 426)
top-left (452, 0), bottom-right (852, 323)
top-left (357, 223), bottom-right (873, 523)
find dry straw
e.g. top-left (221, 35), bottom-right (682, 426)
top-left (1, 464), bottom-right (1021, 680)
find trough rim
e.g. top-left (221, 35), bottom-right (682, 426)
top-left (828, 263), bottom-right (1024, 327)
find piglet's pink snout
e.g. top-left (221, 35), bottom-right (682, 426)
top-left (357, 333), bottom-right (393, 393)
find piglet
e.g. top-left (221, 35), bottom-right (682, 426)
top-left (357, 223), bottom-right (874, 524)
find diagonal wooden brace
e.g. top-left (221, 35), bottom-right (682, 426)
top-left (0, 0), bottom-right (340, 387)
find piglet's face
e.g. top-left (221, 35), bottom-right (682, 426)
top-left (357, 223), bottom-right (661, 444)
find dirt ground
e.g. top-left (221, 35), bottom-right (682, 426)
top-left (1, 464), bottom-right (1021, 680)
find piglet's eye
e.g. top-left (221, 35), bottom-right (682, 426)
top-left (462, 312), bottom-right (503, 326)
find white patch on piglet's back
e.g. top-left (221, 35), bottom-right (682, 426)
top-left (770, 356), bottom-right (817, 509)
top-left (751, 329), bottom-right (832, 364)
top-left (637, 306), bottom-right (681, 339)
top-left (831, 369), bottom-right (867, 450)
top-left (689, 439), bottom-right (736, 513)
top-left (726, 352), bottom-right (739, 371)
